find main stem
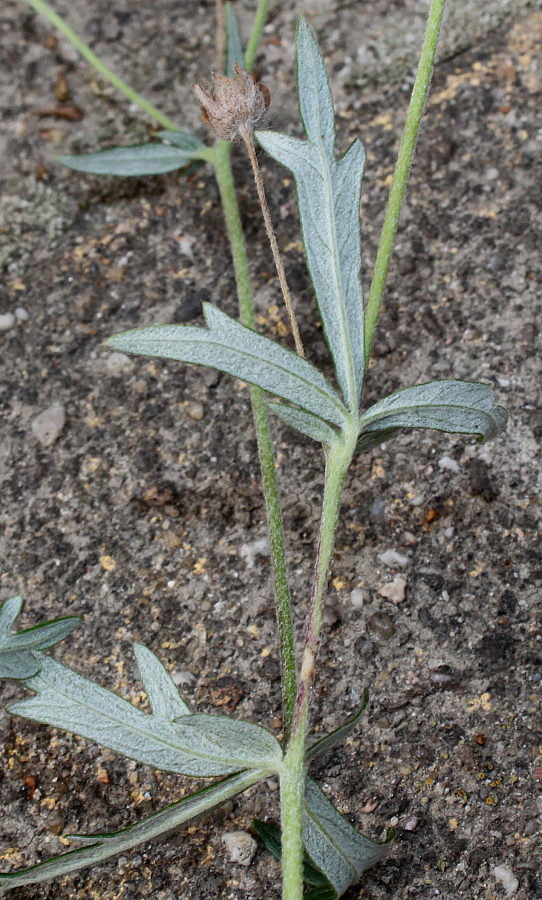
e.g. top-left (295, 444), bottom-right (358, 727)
top-left (213, 141), bottom-right (298, 735)
top-left (280, 436), bottom-right (355, 900)
top-left (364, 0), bottom-right (447, 361)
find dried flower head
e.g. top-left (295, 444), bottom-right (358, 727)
top-left (193, 63), bottom-right (270, 141)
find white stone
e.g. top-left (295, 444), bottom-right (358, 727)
top-left (378, 549), bottom-right (409, 568)
top-left (222, 831), bottom-right (257, 867)
top-left (493, 865), bottom-right (519, 897)
top-left (15, 307), bottom-right (29, 321)
top-left (106, 351), bottom-right (135, 376)
top-left (0, 312), bottom-right (16, 331)
top-left (438, 455), bottom-right (460, 473)
top-left (379, 576), bottom-right (407, 604)
top-left (31, 404), bottom-right (66, 447)
top-left (350, 588), bottom-right (367, 608)
top-left (239, 538), bottom-right (269, 569)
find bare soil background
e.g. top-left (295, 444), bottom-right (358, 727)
top-left (1, 1), bottom-right (541, 898)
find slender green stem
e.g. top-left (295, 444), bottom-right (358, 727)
top-left (212, 140), bottom-right (298, 735)
top-left (24, 0), bottom-right (179, 131)
top-left (245, 0), bottom-right (270, 71)
top-left (364, 0), bottom-right (447, 362)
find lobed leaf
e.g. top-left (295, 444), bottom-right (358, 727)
top-left (304, 778), bottom-right (393, 896)
top-left (358, 379), bottom-right (508, 445)
top-left (257, 19), bottom-right (366, 410)
top-left (107, 303), bottom-right (349, 428)
top-left (58, 140), bottom-right (208, 177)
top-left (0, 770), bottom-right (263, 891)
top-left (8, 653), bottom-right (282, 777)
top-left (0, 597), bottom-right (79, 681)
top-left (225, 2), bottom-right (245, 74)
top-left (306, 689), bottom-right (369, 762)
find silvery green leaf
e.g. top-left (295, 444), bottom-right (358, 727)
top-left (356, 426), bottom-right (402, 453)
top-left (58, 141), bottom-right (208, 177)
top-left (306, 689), bottom-right (369, 762)
top-left (0, 597), bottom-right (79, 681)
top-left (107, 303), bottom-right (348, 428)
top-left (358, 380), bottom-right (508, 444)
top-left (257, 20), bottom-right (366, 410)
top-left (134, 644), bottom-right (190, 719)
top-left (225, 2), bottom-right (245, 74)
top-left (304, 778), bottom-right (393, 896)
top-left (8, 654), bottom-right (282, 777)
top-left (155, 130), bottom-right (207, 153)
top-left (0, 770), bottom-right (263, 891)
top-left (267, 402), bottom-right (340, 446)
top-left (251, 819), bottom-right (331, 887)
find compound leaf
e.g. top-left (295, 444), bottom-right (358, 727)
top-left (58, 140), bottom-right (208, 177)
top-left (257, 20), bottom-right (366, 410)
top-left (0, 597), bottom-right (79, 681)
top-left (134, 644), bottom-right (191, 719)
top-left (225, 2), bottom-right (245, 74)
top-left (0, 770), bottom-right (263, 891)
top-left (304, 778), bottom-right (393, 896)
top-left (107, 303), bottom-right (349, 429)
top-left (306, 689), bottom-right (369, 762)
top-left (358, 380), bottom-right (508, 445)
top-left (8, 653), bottom-right (282, 777)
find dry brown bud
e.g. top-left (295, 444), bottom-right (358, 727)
top-left (193, 64), bottom-right (270, 141)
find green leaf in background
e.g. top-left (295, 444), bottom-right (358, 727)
top-left (251, 819), bottom-right (331, 887)
top-left (304, 888), bottom-right (339, 900)
top-left (58, 139), bottom-right (209, 177)
top-left (257, 19), bottom-right (366, 411)
top-left (107, 303), bottom-right (349, 429)
top-left (306, 689), bottom-right (369, 762)
top-left (225, 2), bottom-right (245, 74)
top-left (134, 643), bottom-right (191, 719)
top-left (358, 379), bottom-right (508, 445)
top-left (8, 652), bottom-right (282, 777)
top-left (267, 402), bottom-right (340, 446)
top-left (155, 130), bottom-right (207, 153)
top-left (0, 770), bottom-right (263, 891)
top-left (304, 778), bottom-right (394, 896)
top-left (0, 596), bottom-right (79, 680)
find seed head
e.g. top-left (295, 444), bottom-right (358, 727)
top-left (193, 64), bottom-right (270, 141)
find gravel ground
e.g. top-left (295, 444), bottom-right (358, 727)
top-left (1, 1), bottom-right (541, 898)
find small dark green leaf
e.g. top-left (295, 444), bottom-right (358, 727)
top-left (358, 380), bottom-right (508, 445)
top-left (306, 689), bottom-right (369, 762)
top-left (305, 888), bottom-right (338, 900)
top-left (107, 303), bottom-right (349, 429)
top-left (0, 770), bottom-right (263, 890)
top-left (225, 2), bottom-right (245, 74)
top-left (58, 141), bottom-right (208, 177)
top-left (267, 402), bottom-right (340, 446)
top-left (0, 597), bottom-right (79, 681)
top-left (251, 819), bottom-right (331, 887)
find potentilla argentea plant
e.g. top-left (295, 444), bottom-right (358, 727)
top-left (1, 2), bottom-right (507, 897)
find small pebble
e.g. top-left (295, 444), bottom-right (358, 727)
top-left (493, 864), bottom-right (519, 897)
top-left (497, 376), bottom-right (510, 388)
top-left (222, 831), bottom-right (257, 867)
top-left (350, 588), bottom-right (367, 608)
top-left (15, 307), bottom-right (29, 321)
top-left (172, 669), bottom-right (195, 686)
top-left (367, 611), bottom-right (396, 640)
top-left (0, 312), bottom-right (16, 331)
top-left (379, 549), bottom-right (409, 568)
top-left (186, 401), bottom-right (204, 420)
top-left (439, 455), bottom-right (460, 473)
top-left (430, 664), bottom-right (458, 688)
top-left (106, 351), bottom-right (135, 376)
top-left (402, 816), bottom-right (419, 831)
top-left (239, 538), bottom-right (269, 569)
top-left (379, 576), bottom-right (407, 604)
top-left (402, 531), bottom-right (417, 547)
top-left (31, 403), bottom-right (65, 447)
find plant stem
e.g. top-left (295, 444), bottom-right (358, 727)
top-left (281, 432), bottom-right (356, 900)
top-left (215, 0), bottom-right (225, 72)
top-left (24, 0), bottom-right (179, 131)
top-left (240, 125), bottom-right (305, 357)
top-left (213, 140), bottom-right (298, 735)
top-left (245, 0), bottom-right (271, 71)
top-left (364, 0), bottom-right (447, 362)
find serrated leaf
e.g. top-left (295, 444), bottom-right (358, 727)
top-left (257, 20), bottom-right (366, 410)
top-left (155, 130), bottom-right (207, 153)
top-left (267, 402), bottom-right (340, 446)
top-left (107, 303), bottom-right (348, 428)
top-left (58, 141), bottom-right (208, 177)
top-left (358, 380), bottom-right (508, 445)
top-left (134, 644), bottom-right (190, 719)
top-left (0, 770), bottom-right (263, 891)
top-left (0, 597), bottom-right (79, 681)
top-left (251, 819), bottom-right (330, 887)
top-left (8, 654), bottom-right (282, 777)
top-left (225, 2), bottom-right (245, 74)
top-left (304, 778), bottom-right (393, 896)
top-left (306, 689), bottom-right (369, 762)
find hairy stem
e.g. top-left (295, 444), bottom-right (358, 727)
top-left (24, 0), bottom-right (179, 131)
top-left (213, 141), bottom-right (298, 735)
top-left (364, 0), bottom-right (447, 361)
top-left (240, 125), bottom-right (305, 357)
top-left (245, 0), bottom-right (271, 71)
